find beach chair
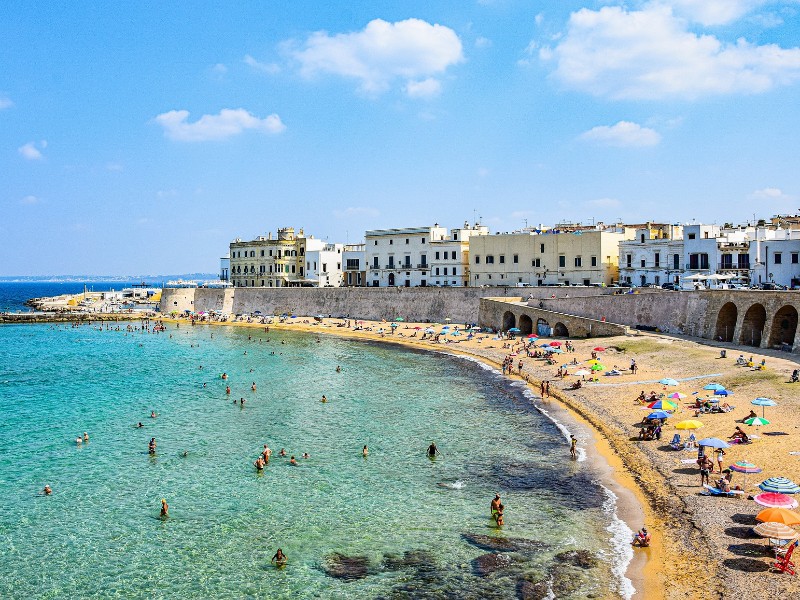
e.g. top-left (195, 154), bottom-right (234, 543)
top-left (669, 434), bottom-right (682, 450)
top-left (683, 433), bottom-right (698, 449)
top-left (772, 541), bottom-right (797, 575)
top-left (701, 484), bottom-right (744, 497)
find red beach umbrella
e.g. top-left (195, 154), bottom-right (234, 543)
top-left (754, 492), bottom-right (799, 509)
top-left (549, 341), bottom-right (562, 347)
top-left (593, 346), bottom-right (606, 352)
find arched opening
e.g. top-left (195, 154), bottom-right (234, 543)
top-left (768, 305), bottom-right (798, 349)
top-left (388, 273), bottom-right (395, 286)
top-left (519, 314), bottom-right (533, 336)
top-left (739, 303), bottom-right (766, 347)
top-left (714, 302), bottom-right (737, 342)
top-left (536, 317), bottom-right (551, 337)
top-left (502, 311), bottom-right (516, 331)
top-left (553, 322), bottom-right (569, 337)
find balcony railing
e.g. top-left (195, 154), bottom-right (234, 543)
top-left (417, 263), bottom-right (428, 268)
top-left (718, 263), bottom-right (750, 271)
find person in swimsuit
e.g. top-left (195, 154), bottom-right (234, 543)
top-left (254, 456), bottom-right (265, 471)
top-left (570, 435), bottom-right (578, 459)
top-left (226, 386), bottom-right (231, 395)
top-left (271, 548), bottom-right (287, 566)
top-left (321, 395), bottom-right (327, 403)
top-left (490, 493), bottom-right (501, 516)
top-left (251, 382), bottom-right (257, 391)
top-left (290, 456), bottom-right (298, 465)
top-left (83, 432), bottom-right (89, 442)
top-left (279, 448), bottom-right (287, 457)
top-left (363, 445), bottom-right (368, 457)
top-left (160, 498), bottom-right (169, 517)
top-left (494, 503), bottom-right (505, 526)
top-left (427, 442), bottom-right (440, 458)
top-left (149, 438), bottom-right (156, 454)
top-left (43, 484), bottom-right (52, 495)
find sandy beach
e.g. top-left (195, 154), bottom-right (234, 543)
top-left (163, 314), bottom-right (800, 599)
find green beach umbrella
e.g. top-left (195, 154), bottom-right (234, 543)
top-left (590, 363), bottom-right (604, 371)
top-left (745, 417), bottom-right (770, 426)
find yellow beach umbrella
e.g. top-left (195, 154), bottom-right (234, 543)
top-left (587, 359), bottom-right (601, 364)
top-left (675, 420), bottom-right (704, 430)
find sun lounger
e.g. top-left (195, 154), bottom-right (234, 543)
top-left (701, 484), bottom-right (744, 497)
top-left (669, 434), bottom-right (682, 450)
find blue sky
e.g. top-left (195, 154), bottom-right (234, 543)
top-left (2, 0), bottom-right (800, 275)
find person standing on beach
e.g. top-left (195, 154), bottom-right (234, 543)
top-left (714, 448), bottom-right (725, 473)
top-left (569, 435), bottom-right (578, 459)
top-left (545, 381), bottom-right (550, 398)
top-left (698, 455), bottom-right (712, 486)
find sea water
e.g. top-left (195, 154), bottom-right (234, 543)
top-left (0, 322), bottom-right (631, 598)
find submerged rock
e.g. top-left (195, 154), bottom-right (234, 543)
top-left (554, 549), bottom-right (598, 569)
top-left (472, 553), bottom-right (513, 577)
top-left (382, 549), bottom-right (436, 571)
top-left (462, 533), bottom-right (550, 553)
top-left (321, 553), bottom-right (371, 580)
top-left (516, 578), bottom-right (551, 600)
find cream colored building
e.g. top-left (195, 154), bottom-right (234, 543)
top-left (230, 227), bottom-right (339, 287)
top-left (469, 229), bottom-right (631, 286)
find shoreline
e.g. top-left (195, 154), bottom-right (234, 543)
top-left (162, 316), bottom-right (665, 599)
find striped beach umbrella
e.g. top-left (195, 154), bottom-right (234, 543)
top-left (744, 417), bottom-right (770, 426)
top-left (574, 369), bottom-right (591, 376)
top-left (759, 477), bottom-right (800, 494)
top-left (668, 392), bottom-right (687, 399)
top-left (751, 397), bottom-right (777, 418)
top-left (729, 461), bottom-right (762, 474)
top-left (753, 522), bottom-right (798, 539)
top-left (659, 378), bottom-right (679, 386)
top-left (756, 507), bottom-right (800, 526)
top-left (647, 399), bottom-right (678, 411)
top-left (754, 493), bottom-right (800, 509)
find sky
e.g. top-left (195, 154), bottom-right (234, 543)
top-left (2, 0), bottom-right (800, 276)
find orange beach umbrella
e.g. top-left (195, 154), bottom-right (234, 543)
top-left (756, 507), bottom-right (800, 526)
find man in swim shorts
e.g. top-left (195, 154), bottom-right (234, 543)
top-left (491, 493), bottom-right (501, 516)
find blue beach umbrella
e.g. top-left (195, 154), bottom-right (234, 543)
top-left (751, 397), bottom-right (777, 418)
top-left (714, 389), bottom-right (733, 396)
top-left (659, 378), bottom-right (679, 386)
top-left (646, 410), bottom-right (672, 420)
top-left (703, 383), bottom-right (725, 391)
top-left (697, 438), bottom-right (731, 449)
top-left (759, 477), bottom-right (800, 494)
top-left (450, 331), bottom-right (461, 336)
top-left (508, 328), bottom-right (521, 333)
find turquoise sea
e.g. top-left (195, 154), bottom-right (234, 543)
top-left (0, 321), bottom-right (633, 599)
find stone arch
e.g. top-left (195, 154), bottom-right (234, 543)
top-left (519, 314), bottom-right (533, 336)
top-left (714, 302), bottom-right (737, 342)
top-left (739, 303), bottom-right (767, 347)
top-left (502, 311), bottom-right (516, 331)
top-left (536, 317), bottom-right (551, 337)
top-left (768, 304), bottom-right (798, 348)
top-left (553, 322), bottom-right (569, 337)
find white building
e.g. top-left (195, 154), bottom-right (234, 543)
top-left (304, 242), bottom-right (344, 287)
top-left (342, 244), bottom-right (366, 287)
top-left (749, 228), bottom-right (800, 288)
top-left (365, 225), bottom-right (448, 287)
top-left (220, 255), bottom-right (230, 282)
top-left (428, 222), bottom-right (489, 286)
top-left (618, 225), bottom-right (684, 287)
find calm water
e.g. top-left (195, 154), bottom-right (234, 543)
top-left (0, 322), bottom-right (631, 598)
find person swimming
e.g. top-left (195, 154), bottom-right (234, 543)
top-left (226, 386), bottom-right (231, 395)
top-left (251, 382), bottom-right (257, 391)
top-left (136, 422), bottom-right (144, 428)
top-left (336, 366), bottom-right (341, 373)
top-left (254, 456), bottom-right (265, 471)
top-left (302, 452), bottom-right (310, 459)
top-left (221, 373), bottom-right (228, 380)
top-left (83, 432), bottom-right (89, 442)
top-left (160, 498), bottom-right (169, 517)
top-left (150, 411), bottom-right (157, 418)
top-left (271, 548), bottom-right (287, 566)
top-left (290, 456), bottom-right (298, 465)
top-left (427, 442), bottom-right (440, 458)
top-left (363, 445), bottom-right (368, 457)
top-left (321, 395), bottom-right (327, 403)
top-left (279, 448), bottom-right (287, 457)
top-left (149, 438), bottom-right (156, 454)
top-left (43, 484), bottom-right (52, 495)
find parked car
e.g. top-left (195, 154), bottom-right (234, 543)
top-left (661, 282), bottom-right (678, 291)
top-left (758, 282), bottom-right (787, 290)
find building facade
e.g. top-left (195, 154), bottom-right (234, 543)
top-left (618, 225), bottom-right (684, 287)
top-left (342, 244), bottom-right (366, 287)
top-left (365, 225), bottom-right (448, 287)
top-left (427, 222), bottom-right (489, 286)
top-left (469, 229), bottom-right (630, 286)
top-left (220, 255), bottom-right (230, 282)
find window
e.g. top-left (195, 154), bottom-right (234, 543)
top-left (540, 244), bottom-right (545, 253)
top-left (374, 240), bottom-right (378, 245)
top-left (389, 239), bottom-right (393, 245)
top-left (453, 267), bottom-right (457, 276)
top-left (451, 251), bottom-right (457, 259)
top-left (372, 280), bottom-right (379, 287)
top-left (499, 255), bottom-right (505, 264)
top-left (475, 274), bottom-right (480, 280)
top-left (260, 250), bottom-right (264, 257)
top-left (654, 253), bottom-right (660, 267)
top-left (793, 253), bottom-right (799, 264)
top-left (591, 256), bottom-right (597, 267)
top-left (558, 255), bottom-right (566, 268)
top-left (513, 254), bottom-right (519, 264)
top-left (405, 238), bottom-right (409, 245)
top-left (640, 259), bottom-right (645, 268)
top-left (626, 254), bottom-right (632, 267)
top-left (453, 233), bottom-right (458, 241)
top-left (373, 257), bottom-right (379, 268)
top-left (475, 255), bottom-right (481, 264)
top-left (486, 255), bottom-right (495, 264)
top-left (322, 263), bottom-right (327, 272)
top-left (443, 267), bottom-right (448, 276)
top-left (435, 252), bottom-right (440, 260)
top-left (532, 258), bottom-right (541, 267)
top-left (640, 234), bottom-right (645, 243)
top-left (688, 233), bottom-right (696, 240)
top-left (435, 268), bottom-right (440, 275)
top-left (575, 256), bottom-right (582, 267)
top-left (774, 252), bottom-right (782, 264)
top-left (673, 253), bottom-right (680, 269)
top-left (420, 255), bottom-right (427, 266)
top-left (655, 275), bottom-right (661, 284)
top-left (421, 238), bottom-right (425, 244)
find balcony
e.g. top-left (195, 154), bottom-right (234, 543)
top-left (685, 264), bottom-right (710, 271)
top-left (417, 263), bottom-right (428, 268)
top-left (718, 262), bottom-right (750, 271)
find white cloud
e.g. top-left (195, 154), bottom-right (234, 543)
top-left (18, 141), bottom-right (46, 160)
top-left (655, 0), bottom-right (768, 26)
top-left (584, 197), bottom-right (622, 209)
top-left (291, 18), bottom-right (463, 95)
top-left (332, 206), bottom-right (380, 218)
top-left (580, 121), bottom-right (661, 147)
top-left (542, 5), bottom-right (800, 100)
top-left (475, 36), bottom-right (492, 48)
top-left (0, 95), bottom-right (12, 110)
top-left (21, 195), bottom-right (39, 205)
top-left (244, 54), bottom-right (281, 74)
top-left (535, 13), bottom-right (545, 26)
top-left (749, 187), bottom-right (794, 201)
top-left (404, 77), bottom-right (442, 99)
top-left (154, 108), bottom-right (285, 142)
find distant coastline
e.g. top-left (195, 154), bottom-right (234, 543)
top-left (0, 273), bottom-right (216, 283)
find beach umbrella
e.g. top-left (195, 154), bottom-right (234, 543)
top-left (659, 378), bottom-right (679, 386)
top-left (647, 399), bottom-right (677, 411)
top-left (549, 347), bottom-right (563, 353)
top-left (586, 359), bottom-right (601, 364)
top-left (424, 327), bottom-right (435, 334)
top-left (590, 363), bottom-right (604, 371)
top-left (526, 333), bottom-right (538, 338)
top-left (760, 478), bottom-right (800, 494)
top-left (753, 522), bottom-right (798, 540)
top-left (730, 461), bottom-right (762, 474)
top-left (647, 410), bottom-right (672, 420)
top-left (508, 327), bottom-right (520, 333)
top-left (471, 326), bottom-right (482, 331)
top-left (549, 341), bottom-right (562, 347)
top-left (395, 317), bottom-right (404, 322)
top-left (390, 322), bottom-right (398, 328)
top-left (703, 383), bottom-right (725, 391)
top-left (441, 325), bottom-right (450, 330)
top-left (676, 420), bottom-right (704, 430)
top-left (744, 417), bottom-right (770, 426)
top-left (754, 493), bottom-right (800, 509)
top-left (756, 507), bottom-right (800, 526)
top-left (751, 397), bottom-right (777, 418)
top-left (714, 389), bottom-right (733, 396)
top-left (668, 392), bottom-right (687, 399)
top-left (450, 331), bottom-right (461, 336)
top-left (697, 438), bottom-right (730, 449)
top-left (444, 317), bottom-right (451, 322)
top-left (593, 346), bottom-right (606, 352)
top-left (574, 369), bottom-right (591, 376)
